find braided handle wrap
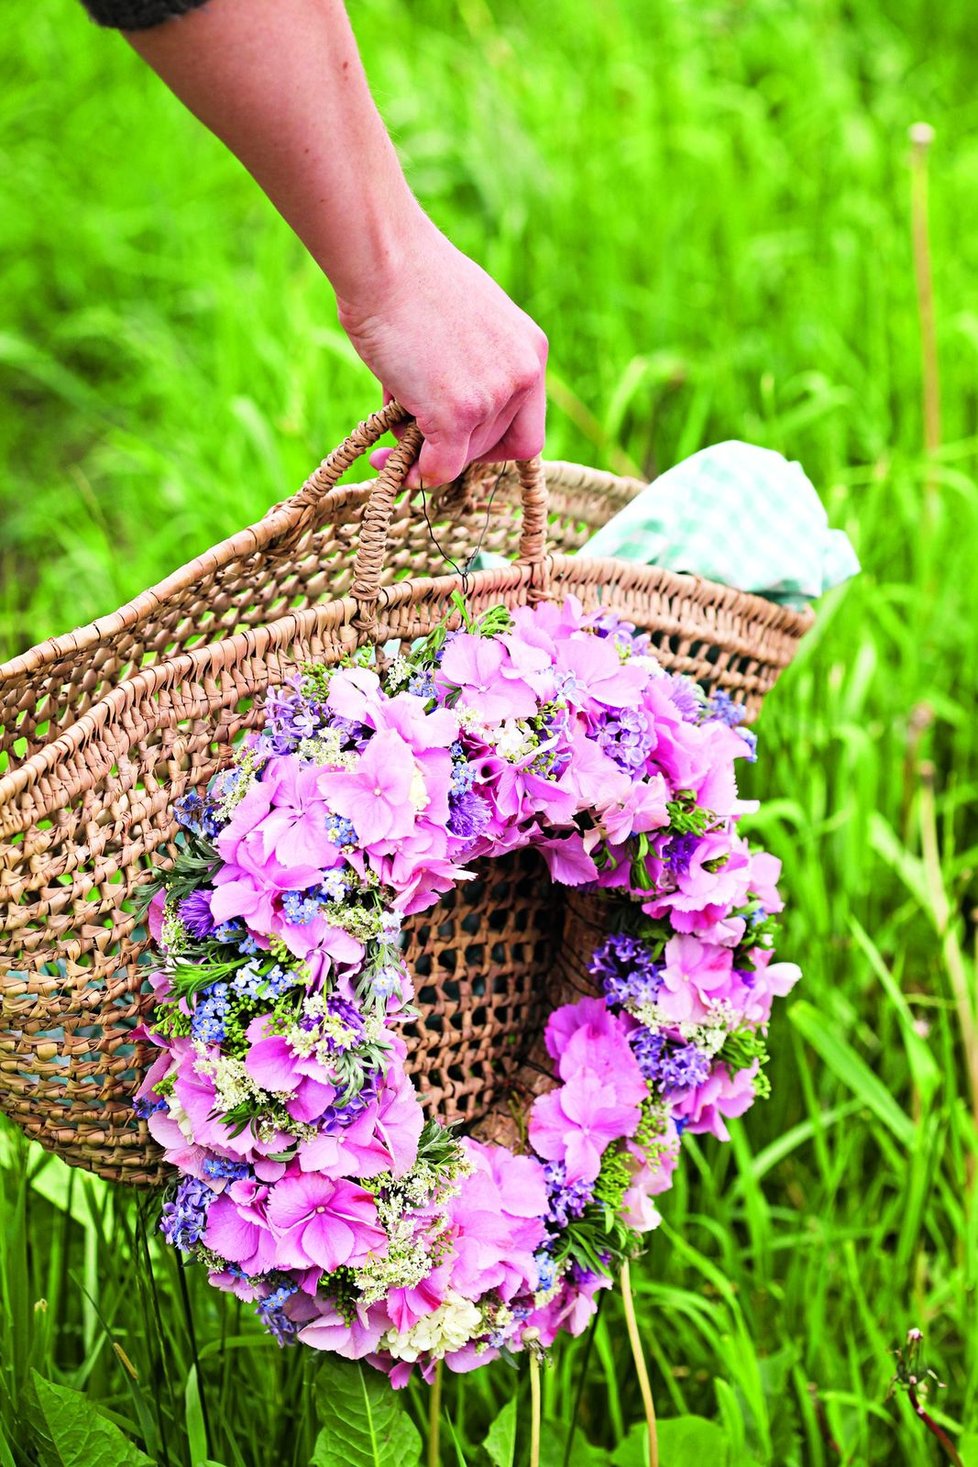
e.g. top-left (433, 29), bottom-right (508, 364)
top-left (285, 399), bottom-right (411, 540)
top-left (283, 400), bottom-right (551, 638)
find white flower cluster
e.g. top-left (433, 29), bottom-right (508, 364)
top-left (160, 911), bottom-right (190, 955)
top-left (409, 767), bottom-right (429, 812)
top-left (383, 655), bottom-right (411, 690)
top-left (383, 1291), bottom-right (483, 1362)
top-left (213, 747), bottom-right (264, 820)
top-left (354, 1213), bottom-right (443, 1307)
top-left (295, 729), bottom-right (355, 769)
top-left (492, 719), bottom-right (538, 761)
top-left (630, 996), bottom-right (739, 1053)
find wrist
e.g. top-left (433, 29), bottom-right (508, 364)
top-left (333, 193), bottom-right (440, 320)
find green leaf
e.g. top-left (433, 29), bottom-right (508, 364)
top-left (25, 1371), bottom-right (153, 1467)
top-left (848, 917), bottom-right (942, 1107)
top-left (788, 999), bottom-right (916, 1146)
top-left (611, 1417), bottom-right (730, 1467)
top-left (0, 1422), bottom-right (17, 1467)
top-left (538, 1421), bottom-right (611, 1467)
top-left (483, 1399), bottom-right (517, 1467)
top-left (958, 1430), bottom-right (978, 1465)
top-left (311, 1359), bottom-right (422, 1467)
top-left (185, 1365), bottom-right (209, 1467)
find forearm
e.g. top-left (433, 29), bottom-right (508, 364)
top-left (90, 0), bottom-right (547, 485)
top-left (125, 0), bottom-right (427, 308)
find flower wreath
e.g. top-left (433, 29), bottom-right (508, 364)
top-left (137, 595), bottom-right (800, 1385)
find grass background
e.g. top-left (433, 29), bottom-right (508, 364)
top-left (2, 0), bottom-right (978, 1463)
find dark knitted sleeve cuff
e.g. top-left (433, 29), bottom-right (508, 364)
top-left (80, 0), bottom-right (211, 29)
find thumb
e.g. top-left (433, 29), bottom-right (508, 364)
top-left (413, 428), bottom-right (472, 490)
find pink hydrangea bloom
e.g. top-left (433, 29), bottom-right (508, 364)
top-left (657, 934), bottom-right (737, 1023)
top-left (326, 730), bottom-right (423, 850)
top-left (267, 1172), bottom-right (388, 1273)
top-left (384, 1263), bottom-right (453, 1333)
top-left (297, 1298), bottom-right (388, 1358)
top-left (169, 1046), bottom-right (293, 1161)
top-left (734, 948), bottom-right (801, 1025)
top-left (438, 635), bottom-right (538, 722)
top-left (535, 832), bottom-right (599, 885)
top-left (643, 831), bottom-right (752, 933)
top-left (529, 1069), bottom-right (643, 1182)
top-left (376, 693), bottom-right (460, 753)
top-left (204, 1191), bottom-right (277, 1274)
top-left (147, 890), bottom-right (166, 942)
top-left (241, 1016), bottom-right (340, 1123)
top-left (671, 1062), bottom-right (758, 1141)
top-left (447, 1141), bottom-right (548, 1301)
top-left (544, 996), bottom-right (620, 1064)
top-left (745, 849), bottom-right (786, 914)
top-left (556, 1014), bottom-right (646, 1107)
top-left (477, 753), bottom-right (581, 828)
top-left (558, 726), bottom-right (632, 812)
top-left (558, 635), bottom-right (648, 711)
top-left (297, 1070), bottom-right (424, 1180)
top-left (324, 666), bottom-right (384, 723)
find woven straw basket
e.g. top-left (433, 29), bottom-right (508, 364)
top-left (0, 402), bottom-right (812, 1185)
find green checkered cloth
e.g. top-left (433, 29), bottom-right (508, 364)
top-left (476, 441), bottom-right (859, 608)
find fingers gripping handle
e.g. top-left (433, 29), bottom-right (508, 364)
top-left (283, 401), bottom-right (550, 637)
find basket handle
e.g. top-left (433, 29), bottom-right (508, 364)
top-left (282, 400), bottom-right (551, 639)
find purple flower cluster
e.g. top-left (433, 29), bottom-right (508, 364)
top-left (257, 1284), bottom-right (300, 1346)
top-left (160, 1176), bottom-right (214, 1252)
top-left (662, 831), bottom-right (701, 879)
top-left (179, 889), bottom-right (217, 940)
top-left (264, 682), bottom-right (327, 752)
top-left (589, 932), bottom-right (663, 1006)
top-left (174, 791), bottom-right (221, 840)
top-left (543, 1161), bottom-right (594, 1229)
top-left (666, 674), bottom-right (703, 722)
top-left (630, 1029), bottom-right (712, 1094)
top-left (231, 961), bottom-right (296, 1002)
top-left (298, 996), bottom-right (367, 1055)
top-left (202, 1157), bottom-right (251, 1182)
top-left (534, 1250), bottom-right (558, 1292)
top-left (328, 715), bottom-right (371, 751)
top-left (190, 981), bottom-right (228, 1044)
top-left (595, 707), bottom-right (655, 772)
top-left (447, 789), bottom-right (491, 840)
top-left (706, 690), bottom-right (747, 727)
top-left (588, 610), bottom-right (651, 656)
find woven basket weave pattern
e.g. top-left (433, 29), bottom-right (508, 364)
top-left (0, 407), bottom-right (812, 1185)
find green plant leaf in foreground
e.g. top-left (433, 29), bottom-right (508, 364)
top-left (483, 1398), bottom-right (517, 1467)
top-left (538, 1419), bottom-right (611, 1466)
top-left (311, 1358), bottom-right (422, 1467)
top-left (611, 1416), bottom-right (730, 1467)
top-left (25, 1370), bottom-right (153, 1467)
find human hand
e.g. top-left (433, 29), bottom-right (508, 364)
top-left (338, 216), bottom-right (548, 488)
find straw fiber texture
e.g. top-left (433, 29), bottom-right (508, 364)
top-left (0, 403), bottom-right (812, 1185)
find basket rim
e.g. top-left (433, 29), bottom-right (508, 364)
top-left (0, 458), bottom-right (645, 687)
top-left (0, 555), bottom-right (812, 833)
